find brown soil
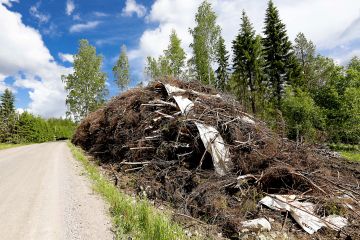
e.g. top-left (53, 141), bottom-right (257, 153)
top-left (73, 78), bottom-right (360, 240)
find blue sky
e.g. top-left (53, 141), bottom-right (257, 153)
top-left (0, 0), bottom-right (360, 118)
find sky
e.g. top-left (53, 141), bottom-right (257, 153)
top-left (0, 0), bottom-right (360, 118)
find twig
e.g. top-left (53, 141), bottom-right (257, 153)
top-left (281, 211), bottom-right (288, 231)
top-left (292, 172), bottom-right (327, 195)
top-left (149, 100), bottom-right (177, 108)
top-left (125, 166), bottom-right (144, 172)
top-left (129, 147), bottom-right (154, 150)
top-left (120, 161), bottom-right (151, 165)
top-left (155, 110), bottom-right (175, 119)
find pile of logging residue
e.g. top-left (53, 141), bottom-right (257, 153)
top-left (73, 78), bottom-right (360, 240)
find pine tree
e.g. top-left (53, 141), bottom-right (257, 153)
top-left (215, 36), bottom-right (229, 91)
top-left (113, 45), bottom-right (130, 91)
top-left (263, 0), bottom-right (298, 108)
top-left (62, 39), bottom-right (108, 122)
top-left (232, 11), bottom-right (264, 113)
top-left (189, 0), bottom-right (220, 85)
top-left (164, 30), bottom-right (186, 78)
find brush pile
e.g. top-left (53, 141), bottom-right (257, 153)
top-left (73, 78), bottom-right (360, 239)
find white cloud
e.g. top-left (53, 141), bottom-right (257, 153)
top-left (69, 21), bottom-right (100, 33)
top-left (66, 0), bottom-right (75, 16)
top-left (0, 4), bottom-right (72, 117)
top-left (122, 0), bottom-right (147, 18)
top-left (29, 1), bottom-right (50, 24)
top-left (72, 13), bottom-right (81, 21)
top-left (332, 48), bottom-right (360, 65)
top-left (94, 11), bottom-right (109, 17)
top-left (58, 53), bottom-right (74, 63)
top-left (129, 0), bottom-right (360, 82)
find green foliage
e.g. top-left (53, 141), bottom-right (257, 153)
top-left (145, 56), bottom-right (171, 79)
top-left (340, 151), bottom-right (360, 162)
top-left (215, 36), bottom-right (229, 91)
top-left (164, 30), bottom-right (186, 78)
top-left (232, 11), bottom-right (264, 113)
top-left (312, 58), bottom-right (360, 144)
top-left (62, 39), bottom-right (108, 122)
top-left (0, 89), bottom-right (16, 142)
top-left (47, 118), bottom-right (77, 140)
top-left (145, 30), bottom-right (186, 80)
top-left (293, 32), bottom-right (316, 90)
top-left (10, 113), bottom-right (76, 144)
top-left (0, 143), bottom-right (29, 150)
top-left (189, 0), bottom-right (220, 85)
top-left (282, 87), bottom-right (324, 142)
top-left (67, 141), bottom-right (188, 240)
top-left (263, 0), bottom-right (299, 108)
top-left (13, 112), bottom-right (53, 143)
top-left (0, 89), bottom-right (15, 118)
top-left (113, 45), bottom-right (130, 91)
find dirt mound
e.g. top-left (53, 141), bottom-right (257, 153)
top-left (73, 78), bottom-right (360, 239)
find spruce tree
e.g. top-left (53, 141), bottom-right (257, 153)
top-left (189, 0), bottom-right (220, 85)
top-left (62, 39), bottom-right (108, 122)
top-left (232, 11), bottom-right (263, 113)
top-left (113, 45), bottom-right (130, 91)
top-left (263, 0), bottom-right (298, 108)
top-left (0, 89), bottom-right (16, 142)
top-left (0, 89), bottom-right (15, 118)
top-left (215, 36), bottom-right (229, 91)
top-left (164, 30), bottom-right (186, 78)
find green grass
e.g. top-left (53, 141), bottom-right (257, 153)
top-left (340, 151), bottom-right (360, 162)
top-left (0, 143), bottom-right (29, 150)
top-left (67, 141), bottom-right (188, 240)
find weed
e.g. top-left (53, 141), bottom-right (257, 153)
top-left (340, 151), bottom-right (360, 162)
top-left (67, 141), bottom-right (188, 240)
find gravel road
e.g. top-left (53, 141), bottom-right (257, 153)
top-left (0, 142), bottom-right (113, 240)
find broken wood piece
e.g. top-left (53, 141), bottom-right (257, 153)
top-left (125, 166), bottom-right (144, 172)
top-left (129, 147), bottom-right (154, 150)
top-left (155, 110), bottom-right (175, 119)
top-left (120, 161), bottom-right (151, 165)
top-left (149, 100), bottom-right (178, 108)
top-left (144, 135), bottom-right (161, 140)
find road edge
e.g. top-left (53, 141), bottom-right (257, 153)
top-left (66, 141), bottom-right (188, 240)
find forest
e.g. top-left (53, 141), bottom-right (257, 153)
top-left (0, 89), bottom-right (76, 143)
top-left (1, 0), bottom-right (359, 147)
top-left (62, 0), bottom-right (359, 147)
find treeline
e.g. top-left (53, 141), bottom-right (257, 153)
top-left (143, 1), bottom-right (360, 144)
top-left (0, 89), bottom-right (76, 144)
top-left (61, 0), bottom-right (359, 144)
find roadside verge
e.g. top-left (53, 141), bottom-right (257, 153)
top-left (67, 141), bottom-right (188, 240)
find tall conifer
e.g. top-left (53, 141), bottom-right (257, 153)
top-left (263, 0), bottom-right (298, 108)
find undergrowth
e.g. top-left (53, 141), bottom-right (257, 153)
top-left (340, 151), bottom-right (360, 162)
top-left (67, 141), bottom-right (188, 240)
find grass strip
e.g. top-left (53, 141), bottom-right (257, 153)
top-left (67, 141), bottom-right (188, 240)
top-left (340, 151), bottom-right (360, 162)
top-left (0, 143), bottom-right (30, 150)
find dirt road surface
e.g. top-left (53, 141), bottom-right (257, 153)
top-left (0, 142), bottom-right (113, 240)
